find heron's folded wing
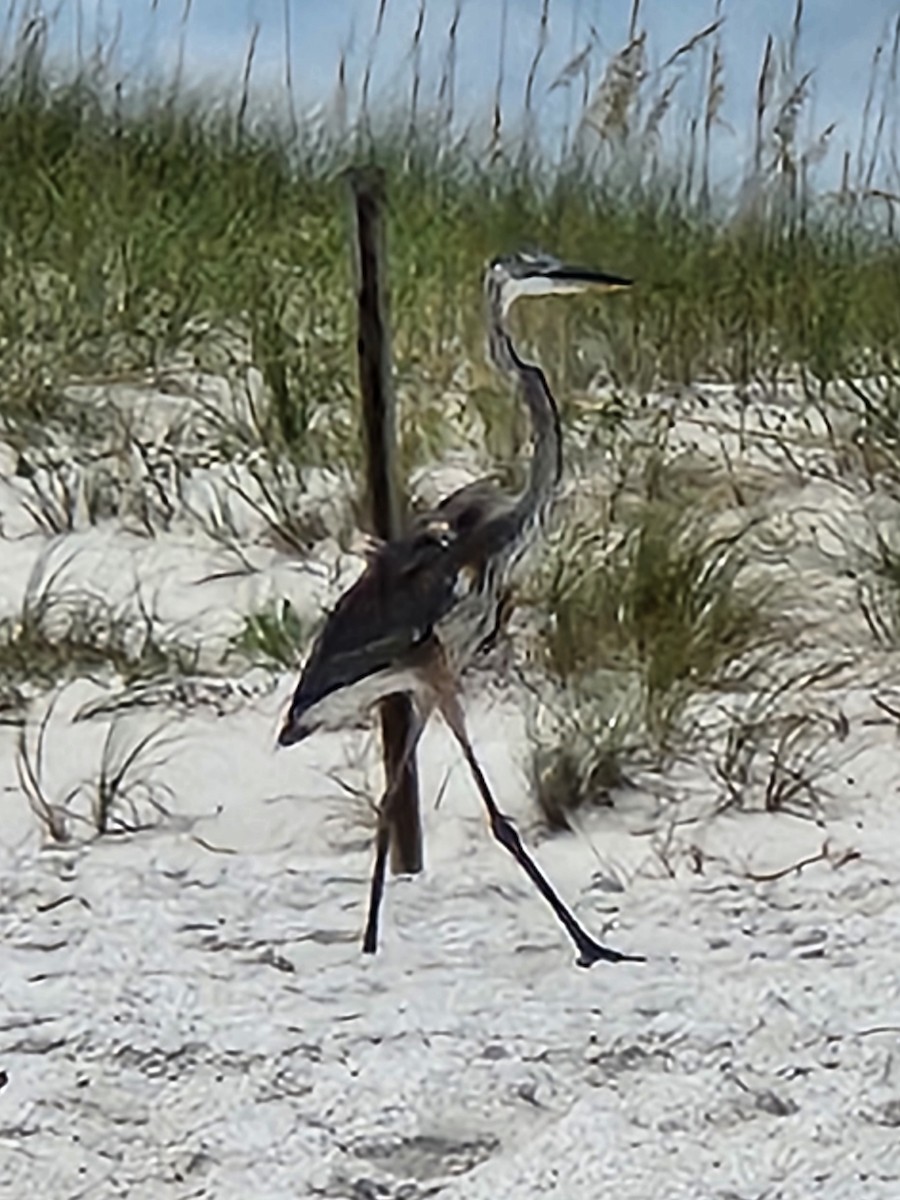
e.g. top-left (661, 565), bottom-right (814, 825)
top-left (287, 530), bottom-right (461, 716)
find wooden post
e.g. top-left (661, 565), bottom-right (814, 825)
top-left (350, 170), bottom-right (424, 877)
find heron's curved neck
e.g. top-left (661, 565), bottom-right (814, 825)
top-left (487, 291), bottom-right (562, 536)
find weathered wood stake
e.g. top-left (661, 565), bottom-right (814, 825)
top-left (350, 170), bottom-right (423, 877)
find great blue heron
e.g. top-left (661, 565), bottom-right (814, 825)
top-left (278, 251), bottom-right (642, 968)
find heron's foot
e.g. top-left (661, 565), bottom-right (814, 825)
top-left (574, 936), bottom-right (646, 968)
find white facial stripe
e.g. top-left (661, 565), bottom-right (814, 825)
top-left (500, 273), bottom-right (592, 316)
top-left (501, 275), bottom-right (557, 314)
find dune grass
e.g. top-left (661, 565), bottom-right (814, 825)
top-left (0, 1), bottom-right (898, 471)
top-left (229, 597), bottom-right (310, 669)
top-left (1, 1), bottom-right (899, 827)
top-left (523, 487), bottom-right (781, 824)
top-left (17, 694), bottom-right (177, 842)
top-left (0, 551), bottom-right (199, 707)
top-left (539, 500), bottom-right (776, 730)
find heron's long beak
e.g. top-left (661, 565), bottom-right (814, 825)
top-left (547, 264), bottom-right (633, 294)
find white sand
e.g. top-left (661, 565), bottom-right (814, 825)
top-left (1, 380), bottom-right (900, 1198)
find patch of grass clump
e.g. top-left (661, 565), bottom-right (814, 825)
top-left (18, 696), bottom-right (177, 843)
top-left (229, 598), bottom-right (310, 669)
top-left (541, 502), bottom-right (775, 732)
top-left (857, 526), bottom-right (900, 647)
top-left (525, 492), bottom-right (779, 827)
top-left (0, 571), bottom-right (199, 703)
top-left (531, 674), bottom-right (645, 831)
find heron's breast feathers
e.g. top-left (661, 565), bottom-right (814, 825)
top-left (284, 485), bottom-right (522, 728)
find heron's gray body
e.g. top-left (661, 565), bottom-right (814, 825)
top-left (278, 253), bottom-right (629, 746)
top-left (279, 484), bottom-right (518, 741)
top-left (276, 249), bottom-right (641, 968)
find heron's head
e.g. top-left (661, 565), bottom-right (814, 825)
top-left (486, 250), bottom-right (631, 317)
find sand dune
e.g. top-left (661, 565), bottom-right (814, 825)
top-left (2, 380), bottom-right (900, 1198)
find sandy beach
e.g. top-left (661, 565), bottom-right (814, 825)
top-left (2, 375), bottom-right (900, 1198)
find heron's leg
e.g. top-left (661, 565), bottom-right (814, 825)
top-left (433, 682), bottom-right (644, 968)
top-left (362, 702), bottom-right (431, 955)
top-left (361, 806), bottom-right (392, 955)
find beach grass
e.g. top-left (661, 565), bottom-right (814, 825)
top-left (1, 0), bottom-right (899, 825)
top-left (0, 1), bottom-right (897, 463)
